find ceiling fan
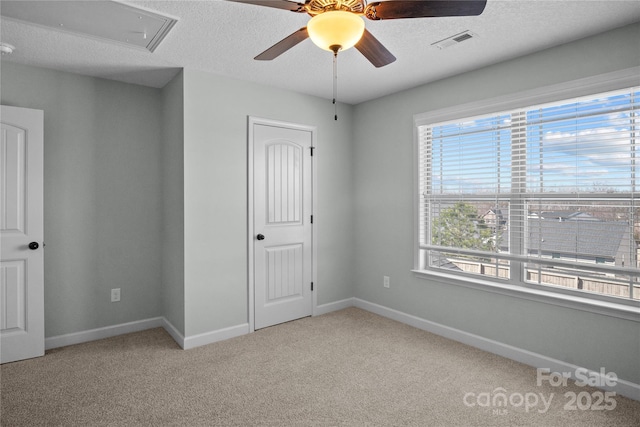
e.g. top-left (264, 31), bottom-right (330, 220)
top-left (229, 0), bottom-right (488, 67)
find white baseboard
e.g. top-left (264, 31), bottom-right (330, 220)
top-left (314, 297), bottom-right (355, 316)
top-left (46, 317), bottom-right (249, 352)
top-left (43, 297), bottom-right (355, 352)
top-left (182, 323), bottom-right (249, 350)
top-left (45, 317), bottom-right (164, 350)
top-left (161, 318), bottom-right (185, 349)
top-left (353, 298), bottom-right (640, 401)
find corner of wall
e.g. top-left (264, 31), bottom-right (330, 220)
top-left (160, 70), bottom-right (186, 337)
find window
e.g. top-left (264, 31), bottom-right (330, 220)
top-left (416, 83), bottom-right (640, 306)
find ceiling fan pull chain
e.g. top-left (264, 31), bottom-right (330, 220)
top-left (333, 50), bottom-right (338, 121)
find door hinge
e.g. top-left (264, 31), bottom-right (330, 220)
top-left (310, 146), bottom-right (315, 156)
top-left (311, 282), bottom-right (314, 291)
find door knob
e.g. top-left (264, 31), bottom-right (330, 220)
top-left (28, 242), bottom-right (39, 250)
top-left (256, 234), bottom-right (265, 241)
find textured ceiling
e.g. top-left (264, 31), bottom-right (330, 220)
top-left (1, 0), bottom-right (640, 104)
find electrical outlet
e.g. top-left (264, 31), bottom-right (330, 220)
top-left (111, 288), bottom-right (121, 302)
top-left (383, 276), bottom-right (390, 288)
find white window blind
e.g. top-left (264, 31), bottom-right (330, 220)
top-left (418, 87), bottom-right (640, 303)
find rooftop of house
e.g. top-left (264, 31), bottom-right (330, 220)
top-left (527, 219), bottom-right (628, 258)
top-left (535, 211), bottom-right (599, 221)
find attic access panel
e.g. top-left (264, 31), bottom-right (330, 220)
top-left (0, 1), bottom-right (177, 52)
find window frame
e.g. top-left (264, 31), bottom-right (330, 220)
top-left (413, 67), bottom-right (640, 322)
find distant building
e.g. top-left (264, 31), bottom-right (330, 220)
top-left (527, 218), bottom-right (631, 268)
top-left (481, 209), bottom-right (507, 230)
top-left (495, 212), bottom-right (633, 268)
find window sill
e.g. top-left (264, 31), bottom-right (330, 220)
top-left (412, 269), bottom-right (640, 323)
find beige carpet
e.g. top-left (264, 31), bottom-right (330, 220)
top-left (1, 308), bottom-right (639, 426)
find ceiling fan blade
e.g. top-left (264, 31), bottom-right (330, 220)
top-left (355, 29), bottom-right (396, 68)
top-left (255, 27), bottom-right (309, 60)
top-left (365, 0), bottom-right (487, 20)
top-left (227, 0), bottom-right (307, 12)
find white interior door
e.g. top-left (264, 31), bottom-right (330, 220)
top-left (251, 119), bottom-right (314, 330)
top-left (1, 105), bottom-right (44, 363)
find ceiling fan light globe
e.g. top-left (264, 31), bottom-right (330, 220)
top-left (307, 11), bottom-right (365, 52)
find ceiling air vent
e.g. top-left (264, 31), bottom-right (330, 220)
top-left (431, 30), bottom-right (477, 50)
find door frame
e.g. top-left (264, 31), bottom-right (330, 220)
top-left (247, 116), bottom-right (317, 332)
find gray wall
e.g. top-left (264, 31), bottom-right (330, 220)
top-left (1, 62), bottom-right (164, 337)
top-left (161, 71), bottom-right (185, 335)
top-left (182, 69), bottom-right (355, 336)
top-left (0, 62), bottom-right (355, 340)
top-left (352, 23), bottom-right (640, 384)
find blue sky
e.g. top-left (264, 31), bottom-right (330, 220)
top-left (428, 88), bottom-right (639, 194)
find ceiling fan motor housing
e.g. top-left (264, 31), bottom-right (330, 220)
top-left (306, 0), bottom-right (365, 15)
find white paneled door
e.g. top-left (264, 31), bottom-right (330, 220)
top-left (251, 119), bottom-right (314, 330)
top-left (1, 105), bottom-right (44, 363)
